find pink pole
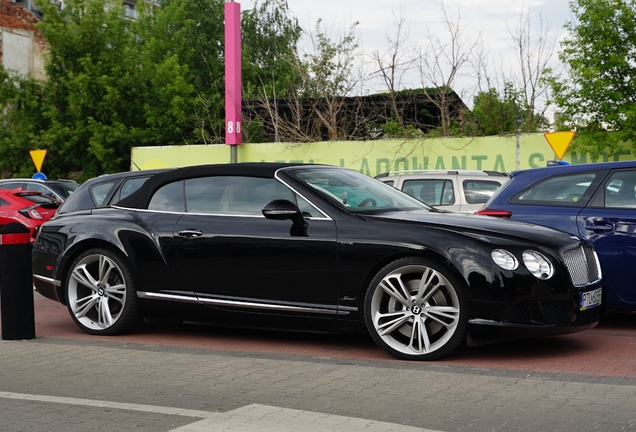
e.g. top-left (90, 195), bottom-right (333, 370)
top-left (224, 1), bottom-right (242, 146)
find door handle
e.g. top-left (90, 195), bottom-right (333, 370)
top-left (178, 229), bottom-right (203, 238)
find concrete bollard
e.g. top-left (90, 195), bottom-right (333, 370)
top-left (0, 222), bottom-right (35, 340)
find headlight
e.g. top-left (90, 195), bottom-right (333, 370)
top-left (522, 250), bottom-right (554, 280)
top-left (491, 249), bottom-right (518, 270)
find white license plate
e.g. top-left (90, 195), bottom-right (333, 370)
top-left (580, 288), bottom-right (602, 311)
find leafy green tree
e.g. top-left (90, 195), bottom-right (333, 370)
top-left (463, 83), bottom-right (549, 136)
top-left (0, 0), bottom-right (339, 176)
top-left (0, 67), bottom-right (49, 177)
top-left (29, 0), bottom-right (195, 179)
top-left (469, 86), bottom-right (523, 136)
top-left (154, 0), bottom-right (303, 144)
top-left (547, 0), bottom-right (636, 156)
top-left (242, 0), bottom-right (302, 100)
top-left (297, 19), bottom-right (362, 140)
top-left (300, 19), bottom-right (360, 99)
top-left (0, 0), bottom-right (303, 177)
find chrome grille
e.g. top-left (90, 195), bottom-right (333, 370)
top-left (561, 246), bottom-right (601, 287)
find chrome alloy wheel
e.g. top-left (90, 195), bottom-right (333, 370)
top-left (366, 260), bottom-right (466, 360)
top-left (67, 253), bottom-right (128, 332)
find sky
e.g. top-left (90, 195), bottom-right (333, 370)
top-left (240, 0), bottom-right (576, 114)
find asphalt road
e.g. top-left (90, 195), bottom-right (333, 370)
top-left (0, 293), bottom-right (635, 431)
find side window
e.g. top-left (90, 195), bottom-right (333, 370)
top-left (296, 195), bottom-right (320, 218)
top-left (148, 180), bottom-right (185, 212)
top-left (0, 182), bottom-right (24, 191)
top-left (26, 183), bottom-right (56, 198)
top-left (119, 177), bottom-right (150, 200)
top-left (185, 176), bottom-right (285, 215)
top-left (253, 178), bottom-right (294, 204)
top-left (383, 180), bottom-right (395, 187)
top-left (184, 177), bottom-right (226, 213)
top-left (90, 181), bottom-right (117, 206)
top-left (513, 173), bottom-right (597, 206)
top-left (0, 198), bottom-right (9, 206)
top-left (184, 176), bottom-right (325, 217)
top-left (604, 171), bottom-right (636, 208)
top-left (463, 180), bottom-right (503, 204)
top-left (403, 179), bottom-right (455, 206)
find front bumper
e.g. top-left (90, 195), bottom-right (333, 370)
top-left (468, 281), bottom-right (602, 341)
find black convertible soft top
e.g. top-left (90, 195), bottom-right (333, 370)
top-left (115, 162), bottom-right (312, 209)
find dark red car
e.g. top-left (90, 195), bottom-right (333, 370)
top-left (0, 189), bottom-right (61, 241)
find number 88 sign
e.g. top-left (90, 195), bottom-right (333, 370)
top-left (227, 121), bottom-right (241, 134)
top-left (226, 120), bottom-right (242, 145)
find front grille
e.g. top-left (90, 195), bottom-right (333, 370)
top-left (538, 300), bottom-right (572, 326)
top-left (509, 302), bottom-right (532, 323)
top-left (507, 300), bottom-right (572, 325)
top-left (561, 245), bottom-right (601, 287)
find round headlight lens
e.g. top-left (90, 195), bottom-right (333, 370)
top-left (522, 250), bottom-right (554, 280)
top-left (491, 249), bottom-right (518, 270)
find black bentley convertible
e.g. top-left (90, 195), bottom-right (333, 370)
top-left (32, 163), bottom-right (603, 360)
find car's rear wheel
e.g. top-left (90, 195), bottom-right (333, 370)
top-left (364, 257), bottom-right (468, 360)
top-left (65, 248), bottom-right (143, 335)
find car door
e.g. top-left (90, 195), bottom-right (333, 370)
top-left (173, 175), bottom-right (339, 311)
top-left (577, 169), bottom-right (636, 305)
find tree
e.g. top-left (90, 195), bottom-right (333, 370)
top-left (547, 0), bottom-right (636, 156)
top-left (370, 7), bottom-right (417, 135)
top-left (245, 19), bottom-right (364, 142)
top-left (463, 84), bottom-right (550, 136)
top-left (29, 0), bottom-right (194, 179)
top-left (242, 0), bottom-right (302, 100)
top-left (240, 0), bottom-right (303, 142)
top-left (465, 85), bottom-right (524, 136)
top-left (155, 0), bottom-right (304, 144)
top-left (0, 67), bottom-right (49, 177)
top-left (416, 1), bottom-right (477, 136)
top-left (0, 0), bottom-right (306, 177)
top-left (299, 19), bottom-right (363, 140)
top-left (509, 7), bottom-right (556, 133)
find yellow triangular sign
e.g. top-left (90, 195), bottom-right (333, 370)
top-left (544, 131), bottom-right (575, 160)
top-left (30, 149), bottom-right (47, 172)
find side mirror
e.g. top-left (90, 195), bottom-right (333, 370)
top-left (262, 199), bottom-right (307, 236)
top-left (262, 199), bottom-right (300, 220)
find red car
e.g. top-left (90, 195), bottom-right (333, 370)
top-left (0, 189), bottom-right (61, 241)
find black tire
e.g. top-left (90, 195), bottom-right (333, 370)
top-left (65, 247), bottom-right (143, 335)
top-left (364, 257), bottom-right (468, 360)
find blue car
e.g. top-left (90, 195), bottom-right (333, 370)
top-left (477, 160), bottom-right (636, 312)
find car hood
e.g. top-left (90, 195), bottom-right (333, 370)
top-left (363, 210), bottom-right (581, 248)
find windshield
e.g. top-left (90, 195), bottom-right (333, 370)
top-left (292, 167), bottom-right (432, 213)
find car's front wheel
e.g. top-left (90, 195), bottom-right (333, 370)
top-left (364, 257), bottom-right (468, 360)
top-left (65, 248), bottom-right (143, 335)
